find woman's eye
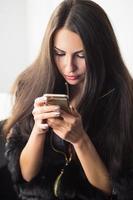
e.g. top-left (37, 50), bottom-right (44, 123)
top-left (76, 53), bottom-right (85, 58)
top-left (54, 51), bottom-right (65, 56)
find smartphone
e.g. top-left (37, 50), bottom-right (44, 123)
top-left (43, 94), bottom-right (70, 112)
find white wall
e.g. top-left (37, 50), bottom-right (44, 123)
top-left (27, 0), bottom-right (62, 62)
top-left (0, 0), bottom-right (29, 93)
top-left (0, 0), bottom-right (133, 93)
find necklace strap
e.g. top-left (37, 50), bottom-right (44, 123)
top-left (50, 130), bottom-right (72, 197)
top-left (50, 130), bottom-right (72, 164)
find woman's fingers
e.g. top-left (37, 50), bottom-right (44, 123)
top-left (32, 96), bottom-right (62, 133)
top-left (33, 121), bottom-right (49, 134)
top-left (47, 117), bottom-right (63, 128)
top-left (33, 111), bottom-right (61, 120)
top-left (37, 123), bottom-right (49, 130)
top-left (32, 105), bottom-right (60, 115)
top-left (60, 107), bottom-right (80, 124)
top-left (34, 96), bottom-right (47, 106)
top-left (69, 105), bottom-right (80, 116)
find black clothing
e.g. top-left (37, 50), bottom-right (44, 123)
top-left (0, 120), bottom-right (19, 200)
top-left (5, 123), bottom-right (133, 200)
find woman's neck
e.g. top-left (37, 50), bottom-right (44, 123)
top-left (69, 84), bottom-right (82, 108)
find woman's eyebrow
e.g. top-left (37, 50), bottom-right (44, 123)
top-left (54, 46), bottom-right (65, 53)
top-left (54, 46), bottom-right (84, 54)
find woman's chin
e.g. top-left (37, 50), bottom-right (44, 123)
top-left (65, 80), bottom-right (80, 85)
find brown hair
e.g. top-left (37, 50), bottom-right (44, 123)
top-left (4, 0), bottom-right (133, 165)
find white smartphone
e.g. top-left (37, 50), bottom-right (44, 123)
top-left (43, 94), bottom-right (70, 112)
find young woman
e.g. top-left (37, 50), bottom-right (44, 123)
top-left (4, 0), bottom-right (133, 199)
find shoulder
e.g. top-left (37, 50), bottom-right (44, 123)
top-left (5, 123), bottom-right (28, 155)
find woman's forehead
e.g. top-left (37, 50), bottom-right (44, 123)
top-left (54, 28), bottom-right (84, 52)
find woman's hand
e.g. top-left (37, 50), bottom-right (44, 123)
top-left (32, 96), bottom-right (61, 134)
top-left (47, 106), bottom-right (86, 144)
top-left (20, 96), bottom-right (62, 181)
top-left (47, 105), bottom-right (112, 194)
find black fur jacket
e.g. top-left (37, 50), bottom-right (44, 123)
top-left (5, 123), bottom-right (133, 200)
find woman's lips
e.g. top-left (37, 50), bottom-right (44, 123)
top-left (65, 75), bottom-right (80, 80)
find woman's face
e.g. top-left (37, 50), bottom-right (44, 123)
top-left (54, 28), bottom-right (86, 86)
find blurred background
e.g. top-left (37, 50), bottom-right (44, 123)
top-left (0, 0), bottom-right (133, 120)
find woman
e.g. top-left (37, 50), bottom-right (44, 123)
top-left (4, 0), bottom-right (133, 199)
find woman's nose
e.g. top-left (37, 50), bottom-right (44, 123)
top-left (64, 55), bottom-right (77, 72)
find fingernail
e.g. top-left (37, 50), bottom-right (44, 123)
top-left (42, 96), bottom-right (46, 100)
top-left (70, 105), bottom-right (74, 110)
top-left (42, 123), bottom-right (49, 129)
top-left (43, 97), bottom-right (48, 104)
top-left (55, 112), bottom-right (60, 117)
top-left (54, 106), bottom-right (60, 110)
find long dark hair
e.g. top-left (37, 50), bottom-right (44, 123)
top-left (4, 0), bottom-right (133, 172)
